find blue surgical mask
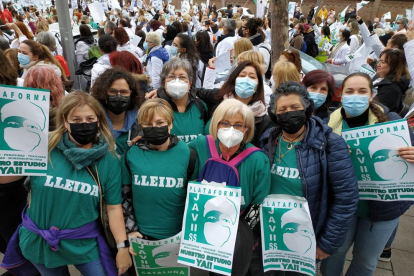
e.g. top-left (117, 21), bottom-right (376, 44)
top-left (143, 41), bottom-right (149, 50)
top-left (308, 92), bottom-right (327, 109)
top-left (342, 95), bottom-right (370, 117)
top-left (393, 24), bottom-right (400, 31)
top-left (18, 53), bottom-right (31, 66)
top-left (170, 46), bottom-right (178, 57)
top-left (235, 77), bottom-right (257, 99)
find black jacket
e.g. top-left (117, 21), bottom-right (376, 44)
top-left (373, 75), bottom-right (410, 114)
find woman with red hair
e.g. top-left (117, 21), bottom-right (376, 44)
top-left (302, 69), bottom-right (336, 121)
top-left (149, 20), bottom-right (164, 43)
top-left (23, 65), bottom-right (65, 131)
top-left (109, 51), bottom-right (151, 95)
top-left (113, 27), bottom-right (141, 59)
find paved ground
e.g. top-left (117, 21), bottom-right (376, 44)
top-left (1, 207), bottom-right (413, 275)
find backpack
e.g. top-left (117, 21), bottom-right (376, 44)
top-left (300, 41), bottom-right (307, 53)
top-left (304, 35), bottom-right (318, 57)
top-left (196, 135), bottom-right (260, 187)
top-left (193, 97), bottom-right (209, 125)
top-left (89, 45), bottom-right (103, 59)
top-left (259, 45), bottom-right (272, 80)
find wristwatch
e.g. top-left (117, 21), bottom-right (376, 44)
top-left (116, 240), bottom-right (130, 249)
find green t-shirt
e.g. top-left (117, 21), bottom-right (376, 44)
top-left (203, 118), bottom-right (211, 135)
top-left (116, 131), bottom-right (129, 156)
top-left (188, 135), bottom-right (271, 210)
top-left (171, 102), bottom-right (207, 143)
top-left (19, 148), bottom-right (122, 268)
top-left (121, 140), bottom-right (190, 239)
top-left (342, 119), bottom-right (370, 217)
top-left (270, 138), bottom-right (303, 197)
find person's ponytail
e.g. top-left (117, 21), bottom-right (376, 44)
top-left (369, 102), bottom-right (389, 123)
top-left (347, 38), bottom-right (351, 45)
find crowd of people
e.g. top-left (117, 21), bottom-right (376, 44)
top-left (0, 0), bottom-right (414, 276)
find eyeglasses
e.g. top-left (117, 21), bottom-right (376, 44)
top-left (141, 120), bottom-right (169, 128)
top-left (218, 121), bottom-right (247, 132)
top-left (107, 88), bottom-right (131, 96)
top-left (166, 75), bottom-right (189, 82)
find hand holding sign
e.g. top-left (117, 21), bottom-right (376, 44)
top-left (398, 147), bottom-right (414, 163)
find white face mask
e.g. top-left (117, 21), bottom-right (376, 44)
top-left (166, 78), bottom-right (189, 99)
top-left (217, 127), bottom-right (244, 148)
top-left (327, 19), bottom-right (333, 24)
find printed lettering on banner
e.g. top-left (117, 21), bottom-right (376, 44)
top-left (359, 64), bottom-right (376, 78)
top-left (178, 182), bottom-right (241, 276)
top-left (130, 232), bottom-right (190, 276)
top-left (342, 119), bottom-right (414, 201)
top-left (261, 195), bottom-right (316, 276)
top-left (0, 85), bottom-right (50, 176)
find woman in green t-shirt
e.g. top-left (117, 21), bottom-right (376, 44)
top-left (14, 92), bottom-right (131, 276)
top-left (189, 99), bottom-right (271, 276)
top-left (91, 67), bottom-right (143, 156)
top-left (122, 98), bottom-right (192, 242)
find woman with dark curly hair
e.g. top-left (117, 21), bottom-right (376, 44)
top-left (91, 67), bottom-right (143, 155)
top-left (113, 27), bottom-right (141, 59)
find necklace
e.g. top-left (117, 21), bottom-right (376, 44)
top-left (282, 129), bottom-right (306, 150)
top-left (277, 136), bottom-right (301, 163)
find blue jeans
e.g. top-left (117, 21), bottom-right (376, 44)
top-left (320, 215), bottom-right (399, 276)
top-left (385, 223), bottom-right (399, 248)
top-left (32, 258), bottom-right (106, 276)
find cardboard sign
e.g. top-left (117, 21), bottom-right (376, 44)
top-left (360, 64), bottom-right (376, 78)
top-left (261, 195), bottom-right (316, 276)
top-left (178, 182), bottom-right (241, 276)
top-left (88, 2), bottom-right (105, 23)
top-left (130, 232), bottom-right (190, 276)
top-left (0, 85), bottom-right (50, 176)
top-left (342, 120), bottom-right (414, 201)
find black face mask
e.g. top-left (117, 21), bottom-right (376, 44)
top-left (143, 125), bottom-right (170, 145)
top-left (238, 27), bottom-right (244, 37)
top-left (276, 110), bottom-right (306, 135)
top-left (106, 95), bottom-right (130, 115)
top-left (69, 122), bottom-right (99, 145)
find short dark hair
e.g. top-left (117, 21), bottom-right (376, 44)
top-left (302, 70), bottom-right (335, 112)
top-left (0, 36), bottom-right (10, 51)
top-left (98, 34), bottom-right (118, 54)
top-left (79, 24), bottom-right (93, 37)
top-left (105, 20), bottom-right (116, 32)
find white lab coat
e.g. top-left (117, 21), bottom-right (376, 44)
top-left (215, 36), bottom-right (237, 57)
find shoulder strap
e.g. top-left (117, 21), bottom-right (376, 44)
top-left (259, 45), bottom-right (271, 55)
top-left (206, 135), bottom-right (219, 158)
top-left (86, 165), bottom-right (104, 223)
top-left (229, 147), bottom-right (260, 167)
top-left (193, 97), bottom-right (208, 124)
top-left (185, 148), bottom-right (198, 187)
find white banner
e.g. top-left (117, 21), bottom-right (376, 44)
top-left (178, 182), bottom-right (241, 276)
top-left (356, 1), bottom-right (369, 12)
top-left (288, 2), bottom-right (295, 18)
top-left (261, 195), bottom-right (316, 276)
top-left (88, 2), bottom-right (105, 23)
top-left (0, 85), bottom-right (50, 176)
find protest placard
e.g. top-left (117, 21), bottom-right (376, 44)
top-left (360, 64), bottom-right (376, 78)
top-left (130, 232), bottom-right (190, 276)
top-left (288, 2), bottom-right (295, 18)
top-left (342, 120), bottom-right (414, 201)
top-left (88, 2), bottom-right (105, 24)
top-left (261, 195), bottom-right (316, 276)
top-left (215, 51), bottom-right (231, 73)
top-left (0, 85), bottom-right (49, 176)
top-left (178, 182), bottom-right (241, 276)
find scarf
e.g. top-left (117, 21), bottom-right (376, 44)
top-left (224, 94), bottom-right (267, 117)
top-left (57, 132), bottom-right (109, 170)
top-left (329, 40), bottom-right (346, 59)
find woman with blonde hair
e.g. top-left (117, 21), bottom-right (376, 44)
top-left (189, 99), bottom-right (271, 276)
top-left (233, 37), bottom-right (253, 63)
top-left (272, 60), bottom-right (301, 89)
top-left (1, 92), bottom-right (132, 276)
top-left (121, 98), bottom-right (194, 242)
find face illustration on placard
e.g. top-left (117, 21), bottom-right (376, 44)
top-left (281, 208), bottom-right (314, 254)
top-left (0, 100), bottom-right (46, 152)
top-left (203, 197), bottom-right (238, 247)
top-left (152, 242), bottom-right (180, 267)
top-left (369, 133), bottom-right (409, 180)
